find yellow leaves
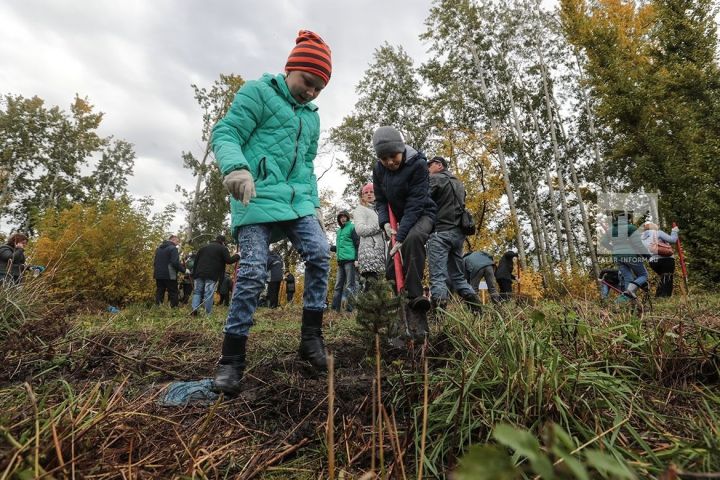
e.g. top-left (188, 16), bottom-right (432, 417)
top-left (438, 128), bottom-right (510, 254)
top-left (32, 201), bottom-right (164, 305)
top-left (518, 268), bottom-right (545, 302)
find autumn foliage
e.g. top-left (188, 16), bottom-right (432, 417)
top-left (31, 200), bottom-right (166, 306)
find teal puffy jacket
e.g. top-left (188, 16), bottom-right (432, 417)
top-left (212, 73), bottom-right (321, 240)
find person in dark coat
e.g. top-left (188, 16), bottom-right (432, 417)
top-left (179, 252), bottom-right (195, 304)
top-left (265, 251), bottom-right (284, 309)
top-left (598, 268), bottom-right (621, 299)
top-left (427, 156), bottom-right (482, 314)
top-left (495, 251), bottom-right (518, 301)
top-left (285, 271), bottom-right (296, 303)
top-left (0, 233), bottom-right (28, 284)
top-left (153, 235), bottom-right (183, 307)
top-left (217, 271), bottom-right (233, 306)
top-left (192, 235), bottom-right (240, 315)
top-left (372, 126), bottom-right (437, 342)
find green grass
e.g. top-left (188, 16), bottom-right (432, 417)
top-left (1, 289), bottom-right (719, 478)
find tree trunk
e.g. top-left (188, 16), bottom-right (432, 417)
top-left (185, 143), bottom-right (212, 240)
top-left (504, 80), bottom-right (547, 270)
top-left (469, 44), bottom-right (527, 268)
top-left (537, 50), bottom-right (577, 267)
top-left (552, 101), bottom-right (601, 279)
top-left (527, 105), bottom-right (566, 265)
top-left (573, 50), bottom-right (608, 192)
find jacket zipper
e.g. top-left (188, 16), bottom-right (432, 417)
top-left (288, 115), bottom-right (303, 179)
top-left (288, 110), bottom-right (303, 216)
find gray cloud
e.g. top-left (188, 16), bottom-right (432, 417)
top-left (1, 0), bottom-right (432, 230)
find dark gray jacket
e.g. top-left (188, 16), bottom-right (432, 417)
top-left (0, 244), bottom-right (25, 277)
top-left (429, 169), bottom-right (465, 232)
top-left (153, 241), bottom-right (182, 280)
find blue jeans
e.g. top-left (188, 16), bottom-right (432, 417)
top-left (192, 278), bottom-right (217, 314)
top-left (428, 228), bottom-right (475, 300)
top-left (616, 258), bottom-right (648, 291)
top-left (224, 215), bottom-right (330, 337)
top-left (331, 261), bottom-right (357, 312)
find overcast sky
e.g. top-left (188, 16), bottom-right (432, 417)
top-left (0, 0), bottom-right (436, 231)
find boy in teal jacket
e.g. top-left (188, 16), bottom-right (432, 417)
top-left (211, 30), bottom-right (332, 395)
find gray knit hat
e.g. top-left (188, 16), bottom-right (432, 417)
top-left (372, 126), bottom-right (405, 158)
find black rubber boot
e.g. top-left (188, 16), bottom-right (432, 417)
top-left (213, 334), bottom-right (247, 395)
top-left (406, 304), bottom-right (429, 343)
top-left (299, 309), bottom-right (327, 371)
top-left (462, 293), bottom-right (483, 315)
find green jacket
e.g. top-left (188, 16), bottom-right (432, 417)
top-left (212, 73), bottom-right (321, 240)
top-left (335, 222), bottom-right (358, 263)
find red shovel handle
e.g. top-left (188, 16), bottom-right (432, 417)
top-left (389, 206), bottom-right (405, 293)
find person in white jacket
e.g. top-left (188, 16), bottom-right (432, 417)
top-left (352, 183), bottom-right (386, 291)
top-left (641, 222), bottom-right (679, 297)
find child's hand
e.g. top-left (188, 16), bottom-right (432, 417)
top-left (223, 170), bottom-right (256, 205)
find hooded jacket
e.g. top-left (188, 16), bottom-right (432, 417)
top-left (212, 73), bottom-right (321, 241)
top-left (335, 211), bottom-right (359, 263)
top-left (373, 146), bottom-right (437, 242)
top-left (192, 240), bottom-right (240, 282)
top-left (153, 241), bottom-right (182, 280)
top-left (495, 251), bottom-right (518, 280)
top-left (429, 169), bottom-right (465, 232)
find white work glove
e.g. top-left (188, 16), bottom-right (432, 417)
top-left (389, 241), bottom-right (403, 257)
top-left (223, 169), bottom-right (256, 206)
top-left (383, 223), bottom-right (396, 238)
top-left (315, 208), bottom-right (325, 232)
top-left (671, 226), bottom-right (679, 234)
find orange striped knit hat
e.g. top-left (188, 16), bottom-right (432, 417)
top-left (285, 30), bottom-right (332, 85)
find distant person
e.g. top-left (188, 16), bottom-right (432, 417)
top-left (463, 251), bottom-right (500, 304)
top-left (352, 183), bottom-right (386, 290)
top-left (495, 251), bottom-right (518, 301)
top-left (192, 235), bottom-right (239, 315)
top-left (330, 210), bottom-right (359, 312)
top-left (153, 235), bottom-right (182, 307)
top-left (427, 156), bottom-right (482, 314)
top-left (372, 126), bottom-right (437, 341)
top-left (602, 213), bottom-right (648, 302)
top-left (598, 268), bottom-right (621, 299)
top-left (285, 270), bottom-right (296, 303)
top-left (217, 271), bottom-right (233, 306)
top-left (0, 233), bottom-right (28, 284)
top-left (266, 251), bottom-right (284, 309)
top-left (211, 30), bottom-right (333, 395)
top-left (641, 222), bottom-right (679, 297)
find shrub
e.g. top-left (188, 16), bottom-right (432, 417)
top-left (32, 200), bottom-right (166, 305)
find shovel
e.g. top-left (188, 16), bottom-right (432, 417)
top-left (672, 222), bottom-right (690, 297)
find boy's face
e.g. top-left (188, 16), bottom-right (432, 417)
top-left (379, 152), bottom-right (403, 171)
top-left (286, 71), bottom-right (326, 104)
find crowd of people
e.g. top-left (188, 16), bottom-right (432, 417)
top-left (600, 214), bottom-right (680, 301)
top-left (2, 30), bottom-right (684, 399)
top-left (146, 30), bottom-right (684, 396)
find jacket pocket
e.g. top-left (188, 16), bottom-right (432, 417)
top-left (256, 157), bottom-right (268, 181)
